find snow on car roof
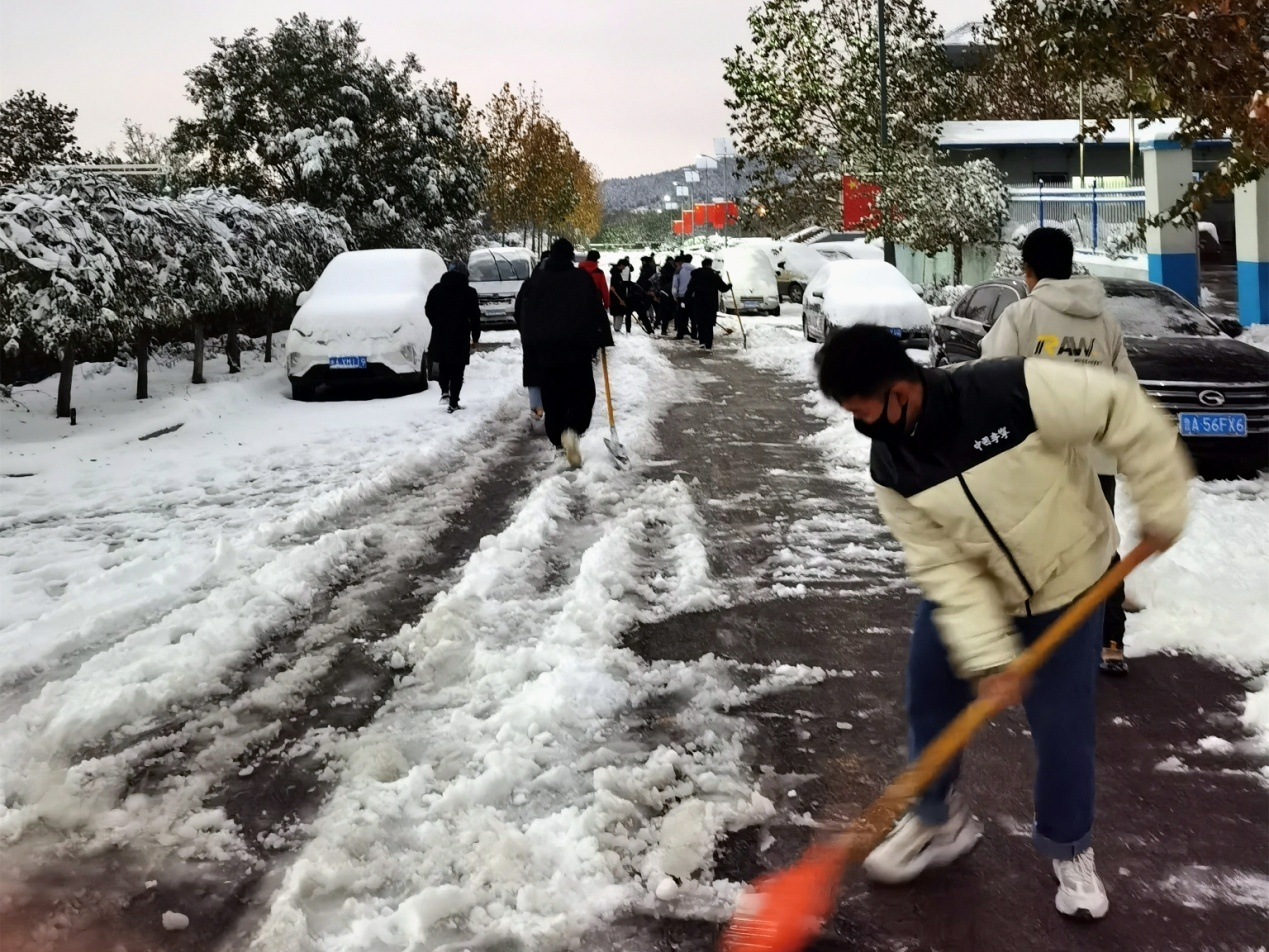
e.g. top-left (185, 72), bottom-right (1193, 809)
top-left (311, 249), bottom-right (446, 296)
top-left (813, 259), bottom-right (929, 330)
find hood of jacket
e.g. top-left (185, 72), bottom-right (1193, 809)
top-left (1028, 277), bottom-right (1106, 320)
top-left (438, 269), bottom-right (468, 289)
top-left (579, 259), bottom-right (601, 276)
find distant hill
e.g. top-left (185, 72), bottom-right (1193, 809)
top-left (602, 165), bottom-right (747, 213)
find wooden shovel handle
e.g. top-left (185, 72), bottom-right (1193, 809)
top-left (600, 348), bottom-right (617, 429)
top-left (830, 539), bottom-right (1157, 865)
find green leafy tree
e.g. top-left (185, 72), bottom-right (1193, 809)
top-left (982, 0), bottom-right (1268, 224)
top-left (172, 14), bottom-right (484, 253)
top-left (723, 0), bottom-right (961, 237)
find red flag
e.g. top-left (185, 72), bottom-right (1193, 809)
top-left (682, 211), bottom-right (694, 234)
top-left (842, 176), bottom-right (880, 230)
top-left (672, 219), bottom-right (684, 236)
top-left (709, 203), bottom-right (725, 228)
top-left (726, 202), bottom-right (739, 225)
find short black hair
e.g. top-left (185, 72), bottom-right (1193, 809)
top-left (586, 249), bottom-right (601, 261)
top-left (815, 324), bottom-right (921, 403)
top-left (1021, 227), bottom-right (1074, 281)
top-left (683, 254), bottom-right (693, 263)
top-left (701, 257), bottom-right (713, 268)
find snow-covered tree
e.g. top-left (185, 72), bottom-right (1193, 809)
top-left (879, 157), bottom-right (1009, 283)
top-left (983, 0), bottom-right (1268, 225)
top-left (0, 181), bottom-right (120, 416)
top-left (0, 90), bottom-right (87, 185)
top-left (171, 15), bottom-right (485, 253)
top-left (723, 0), bottom-right (960, 237)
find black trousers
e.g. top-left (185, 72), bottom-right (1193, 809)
top-left (539, 361), bottom-right (597, 447)
top-left (675, 300), bottom-right (690, 338)
top-left (699, 318), bottom-right (715, 349)
top-left (657, 294), bottom-right (673, 335)
top-left (1098, 474), bottom-right (1127, 649)
top-left (436, 361), bottom-right (464, 407)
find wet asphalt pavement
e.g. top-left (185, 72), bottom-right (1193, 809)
top-left (3, 335), bottom-right (1265, 952)
top-left (615, 339), bottom-right (1267, 952)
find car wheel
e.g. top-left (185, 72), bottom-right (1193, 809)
top-left (291, 378), bottom-right (316, 402)
top-left (788, 283), bottom-right (804, 304)
top-left (768, 306), bottom-right (781, 317)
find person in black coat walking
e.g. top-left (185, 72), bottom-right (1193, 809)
top-left (656, 256), bottom-right (676, 335)
top-left (518, 238), bottom-right (614, 466)
top-left (425, 261), bottom-right (482, 412)
top-left (683, 257), bottom-right (731, 350)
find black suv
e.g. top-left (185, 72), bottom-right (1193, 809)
top-left (930, 278), bottom-right (1269, 479)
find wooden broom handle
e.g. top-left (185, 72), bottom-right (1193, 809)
top-left (600, 349), bottom-right (617, 429)
top-left (832, 539), bottom-right (1157, 861)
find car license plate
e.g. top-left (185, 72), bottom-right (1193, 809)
top-left (329, 356), bottom-right (367, 369)
top-left (741, 297), bottom-right (761, 307)
top-left (1178, 412), bottom-right (1247, 437)
top-left (886, 327), bottom-right (903, 337)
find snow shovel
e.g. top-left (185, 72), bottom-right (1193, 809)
top-left (719, 539), bottom-right (1158, 952)
top-left (725, 272), bottom-right (748, 349)
top-left (599, 348), bottom-right (629, 465)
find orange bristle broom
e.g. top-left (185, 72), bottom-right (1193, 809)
top-left (719, 540), bottom-right (1156, 952)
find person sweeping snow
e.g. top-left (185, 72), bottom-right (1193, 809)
top-left (517, 238), bottom-right (613, 467)
top-left (980, 227), bottom-right (1137, 676)
top-left (815, 324), bottom-right (1191, 920)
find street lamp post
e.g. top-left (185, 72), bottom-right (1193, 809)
top-left (878, 0), bottom-right (896, 266)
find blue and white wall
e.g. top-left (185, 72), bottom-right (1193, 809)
top-left (1141, 140), bottom-right (1199, 304)
top-left (1235, 179), bottom-right (1269, 326)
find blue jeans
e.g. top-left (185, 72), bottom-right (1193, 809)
top-left (907, 598), bottom-right (1103, 860)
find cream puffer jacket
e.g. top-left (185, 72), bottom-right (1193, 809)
top-left (872, 358), bottom-right (1191, 678)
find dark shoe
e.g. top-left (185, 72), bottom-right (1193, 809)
top-left (1100, 643), bottom-right (1129, 676)
top-left (448, 403), bottom-right (462, 414)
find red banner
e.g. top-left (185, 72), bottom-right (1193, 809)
top-left (726, 202), bottom-right (739, 225)
top-left (681, 211), bottom-right (694, 234)
top-left (842, 177), bottom-right (880, 230)
top-left (708, 203), bottom-right (725, 229)
top-left (672, 219), bottom-right (684, 236)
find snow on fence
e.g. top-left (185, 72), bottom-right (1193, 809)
top-left (1006, 184), bottom-right (1145, 253)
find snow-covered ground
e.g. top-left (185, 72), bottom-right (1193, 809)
top-left (737, 314), bottom-right (1269, 752)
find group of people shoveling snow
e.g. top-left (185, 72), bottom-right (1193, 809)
top-left (428, 230), bottom-right (1193, 939)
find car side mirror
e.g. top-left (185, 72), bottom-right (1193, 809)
top-left (1214, 316), bottom-right (1243, 338)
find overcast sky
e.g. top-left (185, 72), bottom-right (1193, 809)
top-left (0, 0), bottom-right (990, 179)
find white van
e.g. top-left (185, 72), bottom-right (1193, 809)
top-left (713, 246), bottom-right (780, 316)
top-left (468, 247), bottom-right (534, 329)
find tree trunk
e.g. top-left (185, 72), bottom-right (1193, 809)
top-left (56, 342), bottom-right (74, 418)
top-left (952, 243), bottom-right (964, 286)
top-left (226, 310), bottom-right (241, 374)
top-left (264, 304), bottom-right (274, 363)
top-left (193, 319), bottom-right (206, 385)
top-left (136, 325), bottom-right (150, 400)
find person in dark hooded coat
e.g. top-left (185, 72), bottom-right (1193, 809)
top-left (683, 257), bottom-right (731, 351)
top-left (425, 261), bottom-right (482, 412)
top-left (518, 238), bottom-right (613, 466)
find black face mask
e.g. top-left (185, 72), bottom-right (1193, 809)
top-left (853, 387), bottom-right (911, 442)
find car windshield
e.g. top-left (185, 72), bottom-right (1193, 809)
top-left (469, 252), bottom-right (530, 283)
top-left (1102, 286), bottom-right (1222, 338)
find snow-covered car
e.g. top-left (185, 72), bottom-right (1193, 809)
top-left (713, 246), bottom-right (780, 316)
top-left (802, 259), bottom-right (931, 348)
top-left (769, 243), bottom-right (830, 304)
top-left (469, 247), bottom-right (534, 329)
top-left (286, 249), bottom-right (445, 401)
top-left (810, 239), bottom-right (886, 262)
top-left (931, 276), bottom-right (1269, 478)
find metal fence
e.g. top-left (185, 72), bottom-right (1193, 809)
top-left (1006, 184), bottom-right (1145, 253)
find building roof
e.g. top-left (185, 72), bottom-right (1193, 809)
top-left (942, 20), bottom-right (986, 49)
top-left (938, 119), bottom-right (1228, 149)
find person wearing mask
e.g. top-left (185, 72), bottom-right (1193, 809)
top-left (814, 324), bottom-right (1190, 920)
top-left (424, 260), bottom-right (482, 413)
top-left (518, 238), bottom-right (614, 466)
top-left (980, 227), bottom-right (1138, 676)
top-left (672, 254), bottom-right (696, 339)
top-left (683, 257), bottom-right (731, 351)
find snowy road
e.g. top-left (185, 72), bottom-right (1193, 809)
top-left (2, 316), bottom-right (1267, 951)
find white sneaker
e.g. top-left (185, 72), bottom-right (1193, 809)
top-left (1053, 849), bottom-right (1109, 919)
top-left (862, 793), bottom-right (982, 884)
top-left (561, 429), bottom-right (582, 468)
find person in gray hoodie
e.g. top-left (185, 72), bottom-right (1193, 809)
top-left (981, 227), bottom-right (1136, 675)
